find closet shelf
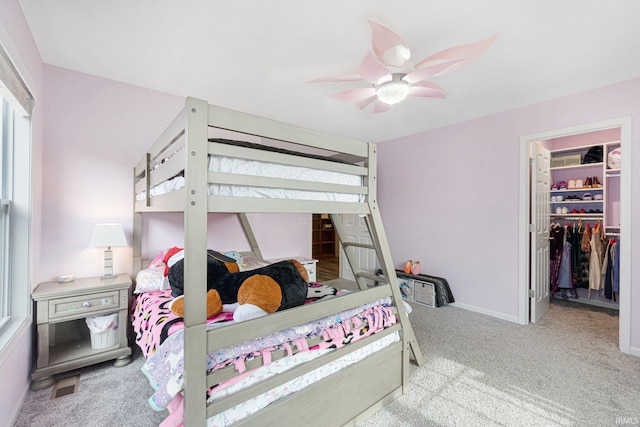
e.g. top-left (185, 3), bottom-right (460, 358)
top-left (550, 200), bottom-right (603, 204)
top-left (550, 213), bottom-right (603, 218)
top-left (550, 188), bottom-right (603, 193)
top-left (550, 162), bottom-right (602, 171)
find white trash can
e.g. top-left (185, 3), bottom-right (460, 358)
top-left (85, 313), bottom-right (119, 349)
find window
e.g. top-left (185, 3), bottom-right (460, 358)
top-left (0, 40), bottom-right (33, 348)
top-left (0, 97), bottom-right (17, 331)
top-left (0, 96), bottom-right (12, 329)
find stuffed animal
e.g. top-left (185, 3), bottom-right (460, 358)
top-left (168, 250), bottom-right (309, 322)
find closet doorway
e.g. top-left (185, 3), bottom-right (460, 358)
top-left (519, 117), bottom-right (631, 354)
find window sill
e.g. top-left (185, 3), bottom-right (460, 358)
top-left (0, 316), bottom-right (32, 366)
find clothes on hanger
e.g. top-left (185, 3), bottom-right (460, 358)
top-left (557, 226), bottom-right (573, 289)
top-left (581, 224), bottom-right (592, 252)
top-left (549, 223), bottom-right (564, 296)
top-left (588, 226), bottom-right (604, 293)
top-left (549, 218), bottom-right (620, 304)
top-left (603, 237), bottom-right (620, 301)
top-left (569, 222), bottom-right (588, 288)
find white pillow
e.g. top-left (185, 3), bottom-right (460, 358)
top-left (134, 266), bottom-right (168, 294)
top-left (240, 255), bottom-right (270, 271)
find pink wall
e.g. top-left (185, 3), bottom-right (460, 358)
top-left (41, 65), bottom-right (311, 281)
top-left (141, 212), bottom-right (311, 261)
top-left (378, 78), bottom-right (640, 350)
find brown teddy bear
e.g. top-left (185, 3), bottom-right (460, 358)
top-left (168, 250), bottom-right (309, 322)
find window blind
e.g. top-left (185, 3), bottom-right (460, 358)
top-left (0, 42), bottom-right (33, 117)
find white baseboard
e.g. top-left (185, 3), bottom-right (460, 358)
top-left (449, 302), bottom-right (520, 324)
top-left (8, 381), bottom-right (30, 427)
top-left (628, 346), bottom-right (640, 358)
top-left (1, 319), bottom-right (32, 427)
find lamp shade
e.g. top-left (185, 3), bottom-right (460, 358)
top-left (89, 223), bottom-right (127, 248)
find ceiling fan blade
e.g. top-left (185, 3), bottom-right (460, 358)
top-left (402, 58), bottom-right (465, 84)
top-left (371, 101), bottom-right (391, 113)
top-left (408, 86), bottom-right (447, 99)
top-left (368, 20), bottom-right (411, 67)
top-left (412, 80), bottom-right (448, 94)
top-left (307, 74), bottom-right (363, 83)
top-left (329, 87), bottom-right (377, 102)
top-left (355, 96), bottom-right (378, 110)
top-left (360, 52), bottom-right (392, 85)
top-left (414, 34), bottom-right (498, 77)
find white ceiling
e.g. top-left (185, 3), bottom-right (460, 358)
top-left (18, 0), bottom-right (640, 143)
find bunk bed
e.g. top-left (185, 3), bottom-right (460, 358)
top-left (132, 97), bottom-right (424, 426)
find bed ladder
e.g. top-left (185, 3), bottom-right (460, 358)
top-left (330, 212), bottom-right (424, 368)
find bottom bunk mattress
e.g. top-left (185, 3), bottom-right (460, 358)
top-left (165, 332), bottom-right (399, 427)
top-left (131, 282), bottom-right (401, 426)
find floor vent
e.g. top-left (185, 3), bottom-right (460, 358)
top-left (51, 375), bottom-right (80, 399)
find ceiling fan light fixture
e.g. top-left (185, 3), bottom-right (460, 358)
top-left (376, 74), bottom-right (410, 105)
top-left (309, 20), bottom-right (497, 112)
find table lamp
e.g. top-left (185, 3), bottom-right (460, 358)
top-left (89, 223), bottom-right (127, 280)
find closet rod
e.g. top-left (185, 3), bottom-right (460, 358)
top-left (606, 232), bottom-right (621, 237)
top-left (550, 216), bottom-right (602, 221)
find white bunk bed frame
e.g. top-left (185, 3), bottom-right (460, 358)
top-left (132, 97), bottom-right (423, 426)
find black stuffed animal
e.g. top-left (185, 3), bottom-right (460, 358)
top-left (168, 250), bottom-right (309, 322)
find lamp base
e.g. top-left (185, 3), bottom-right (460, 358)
top-left (101, 248), bottom-right (115, 280)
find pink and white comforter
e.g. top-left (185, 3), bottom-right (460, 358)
top-left (131, 282), bottom-right (399, 419)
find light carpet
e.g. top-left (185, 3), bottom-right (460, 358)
top-left (15, 286), bottom-right (640, 427)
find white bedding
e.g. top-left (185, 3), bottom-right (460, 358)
top-left (136, 154), bottom-right (364, 202)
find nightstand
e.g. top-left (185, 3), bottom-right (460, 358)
top-left (30, 274), bottom-right (132, 391)
top-left (266, 257), bottom-right (318, 283)
top-left (297, 258), bottom-right (318, 283)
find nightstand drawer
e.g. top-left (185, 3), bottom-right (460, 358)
top-left (301, 261), bottom-right (316, 283)
top-left (48, 290), bottom-right (120, 320)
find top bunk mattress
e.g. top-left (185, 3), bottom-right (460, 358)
top-left (136, 139), bottom-right (365, 203)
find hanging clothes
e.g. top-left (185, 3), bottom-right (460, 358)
top-left (589, 227), bottom-right (604, 291)
top-left (570, 222), bottom-right (582, 270)
top-left (613, 240), bottom-right (620, 294)
top-left (572, 223), bottom-right (590, 288)
top-left (557, 226), bottom-right (573, 290)
top-left (549, 224), bottom-right (564, 295)
top-left (581, 224), bottom-right (592, 252)
top-left (603, 239), bottom-right (615, 300)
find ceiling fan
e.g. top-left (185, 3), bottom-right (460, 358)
top-left (309, 20), bottom-right (497, 113)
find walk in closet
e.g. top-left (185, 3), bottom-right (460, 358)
top-left (547, 129), bottom-right (621, 310)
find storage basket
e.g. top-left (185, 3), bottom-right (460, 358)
top-left (414, 281), bottom-right (436, 307)
top-left (398, 278), bottom-right (414, 300)
top-left (85, 313), bottom-right (119, 349)
top-left (550, 154), bottom-right (581, 168)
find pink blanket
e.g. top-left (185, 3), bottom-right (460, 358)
top-left (131, 290), bottom-right (234, 358)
